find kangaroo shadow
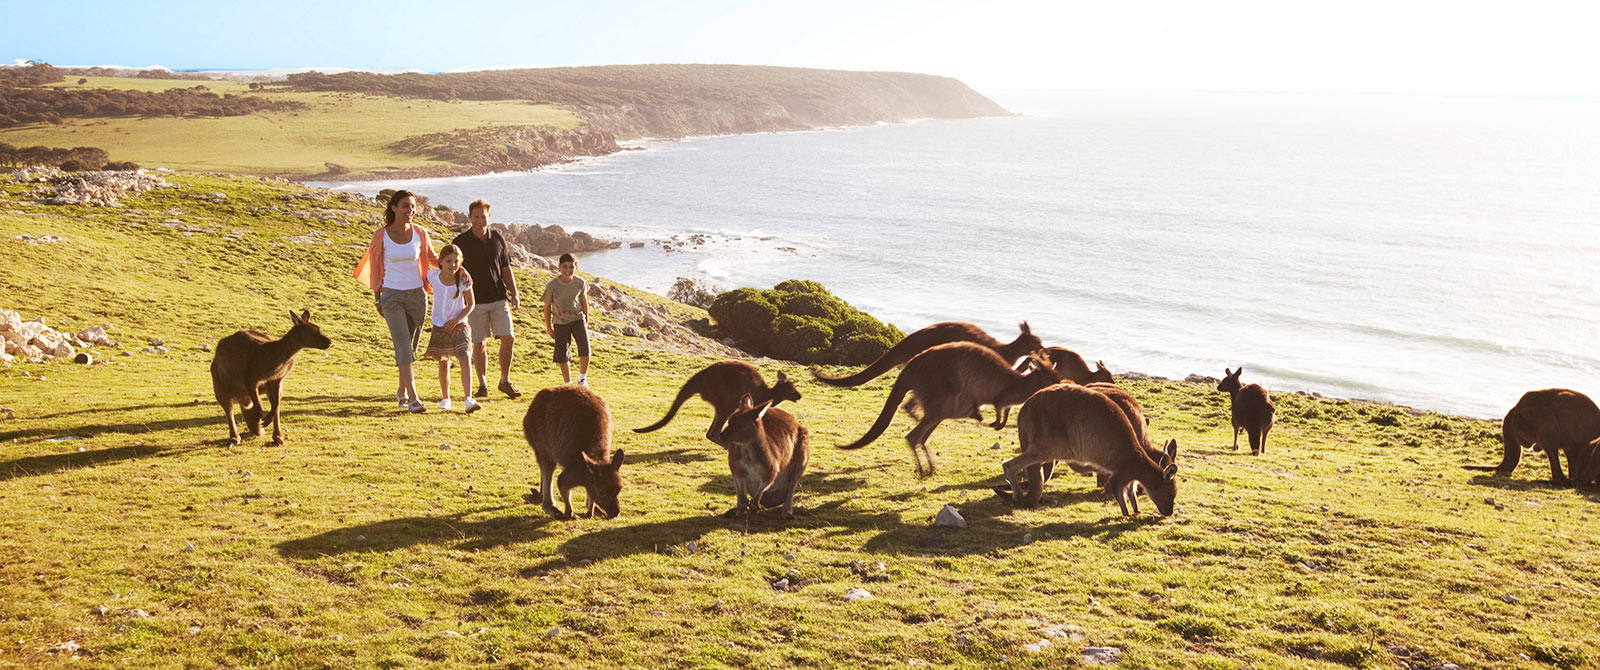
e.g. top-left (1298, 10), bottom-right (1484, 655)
top-left (1466, 473), bottom-right (1592, 493)
top-left (622, 446), bottom-right (718, 467)
top-left (0, 443), bottom-right (207, 482)
top-left (35, 401), bottom-right (200, 420)
top-left (0, 394), bottom-right (387, 444)
top-left (275, 504), bottom-right (551, 557)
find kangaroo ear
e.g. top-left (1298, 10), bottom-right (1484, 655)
top-left (301, 309), bottom-right (312, 322)
top-left (1163, 463), bottom-right (1178, 479)
top-left (1164, 438), bottom-right (1178, 460)
top-left (289, 310), bottom-right (302, 324)
top-left (739, 393), bottom-right (755, 410)
top-left (610, 449), bottom-right (626, 469)
top-left (1019, 321), bottom-right (1031, 335)
top-left (755, 401), bottom-right (773, 422)
top-left (1096, 360), bottom-right (1108, 371)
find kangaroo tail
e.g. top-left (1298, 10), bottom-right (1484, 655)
top-left (838, 375), bottom-right (913, 449)
top-left (1464, 408), bottom-right (1525, 473)
top-left (810, 340), bottom-right (921, 387)
top-left (632, 378), bottom-right (699, 433)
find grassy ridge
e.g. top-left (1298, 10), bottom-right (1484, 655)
top-left (1, 175), bottom-right (1598, 669)
top-left (2, 77), bottom-right (579, 176)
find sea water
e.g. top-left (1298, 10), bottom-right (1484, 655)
top-left (317, 91), bottom-right (1600, 418)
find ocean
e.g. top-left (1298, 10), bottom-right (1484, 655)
top-left (316, 91), bottom-right (1600, 418)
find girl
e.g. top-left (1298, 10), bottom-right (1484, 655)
top-left (352, 190), bottom-right (439, 413)
top-left (424, 245), bottom-right (480, 413)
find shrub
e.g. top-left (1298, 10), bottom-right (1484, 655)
top-left (58, 159), bottom-right (84, 171)
top-left (708, 280), bottom-right (902, 365)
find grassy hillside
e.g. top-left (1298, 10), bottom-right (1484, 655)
top-left (1, 175), bottom-right (1597, 669)
top-left (2, 76), bottom-right (579, 176)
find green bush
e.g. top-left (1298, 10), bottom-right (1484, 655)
top-left (708, 280), bottom-right (903, 364)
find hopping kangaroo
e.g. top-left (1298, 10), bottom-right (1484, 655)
top-left (633, 361), bottom-right (801, 446)
top-left (812, 321), bottom-right (1042, 388)
top-left (210, 310), bottom-right (331, 447)
top-left (523, 385), bottom-right (625, 519)
top-left (1463, 388), bottom-right (1600, 486)
top-left (1002, 383), bottom-right (1179, 517)
top-left (1217, 367), bottom-right (1275, 455)
top-left (716, 393), bottom-right (811, 519)
top-left (1042, 347), bottom-right (1115, 385)
top-left (1002, 382), bottom-right (1178, 506)
top-left (839, 343), bottom-right (1061, 476)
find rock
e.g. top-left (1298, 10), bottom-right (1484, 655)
top-left (934, 504), bottom-right (967, 529)
top-left (843, 588), bottom-right (873, 602)
top-left (772, 578), bottom-right (790, 591)
top-left (545, 626), bottom-right (561, 638)
top-left (92, 604), bottom-right (109, 616)
top-left (629, 241), bottom-right (645, 248)
top-left (76, 325), bottom-right (108, 344)
top-left (1501, 595), bottom-right (1518, 604)
top-left (1441, 665), bottom-right (1460, 670)
top-left (0, 352), bottom-right (12, 366)
top-left (124, 609), bottom-right (150, 619)
top-left (183, 543), bottom-right (195, 553)
top-left (622, 326), bottom-right (642, 338)
top-left (200, 343), bottom-right (211, 352)
top-left (0, 309), bottom-right (20, 333)
top-left (187, 625), bottom-right (201, 634)
top-left (51, 640), bottom-right (81, 655)
top-left (1081, 647), bottom-right (1122, 665)
top-left (3, 408), bottom-right (15, 420)
top-left (1023, 533), bottom-right (1034, 544)
top-left (441, 630), bottom-right (463, 637)
top-left (151, 338), bottom-right (165, 347)
top-left (354, 535), bottom-right (367, 543)
top-left (74, 352), bottom-right (91, 365)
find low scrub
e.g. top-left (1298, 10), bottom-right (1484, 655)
top-left (707, 279), bottom-right (903, 365)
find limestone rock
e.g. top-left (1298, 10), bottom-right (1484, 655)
top-left (843, 588), bottom-right (873, 603)
top-left (934, 504), bottom-right (967, 529)
top-left (1081, 647), bottom-right (1122, 665)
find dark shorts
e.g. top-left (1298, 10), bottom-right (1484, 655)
top-left (552, 318), bottom-right (589, 363)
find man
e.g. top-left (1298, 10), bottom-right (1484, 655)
top-left (542, 253), bottom-right (590, 386)
top-left (450, 199), bottom-right (521, 399)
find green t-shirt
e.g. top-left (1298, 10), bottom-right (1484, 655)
top-left (543, 276), bottom-right (587, 325)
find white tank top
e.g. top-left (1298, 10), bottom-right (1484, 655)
top-left (429, 269), bottom-right (469, 326)
top-left (381, 229), bottom-right (424, 290)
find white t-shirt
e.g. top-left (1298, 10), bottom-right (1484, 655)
top-left (428, 269), bottom-right (472, 327)
top-left (381, 230), bottom-right (424, 291)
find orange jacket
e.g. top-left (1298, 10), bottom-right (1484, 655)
top-left (354, 225), bottom-right (439, 293)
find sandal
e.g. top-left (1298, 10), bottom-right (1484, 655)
top-left (407, 400), bottom-right (427, 414)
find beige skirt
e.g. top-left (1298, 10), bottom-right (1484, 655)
top-left (423, 324), bottom-right (470, 360)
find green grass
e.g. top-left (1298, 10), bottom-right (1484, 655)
top-left (2, 174), bottom-right (1599, 668)
top-left (3, 76), bottom-right (580, 176)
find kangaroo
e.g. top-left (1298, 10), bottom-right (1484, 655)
top-left (838, 343), bottom-right (1061, 476)
top-left (523, 385), bottom-right (625, 519)
top-left (811, 321), bottom-right (1042, 388)
top-left (1000, 382), bottom-right (1177, 506)
top-left (633, 361), bottom-right (800, 446)
top-left (1462, 388), bottom-right (1600, 486)
top-left (1042, 347), bottom-right (1115, 384)
top-left (716, 393), bottom-right (810, 519)
top-left (210, 310), bottom-right (332, 447)
top-left (1217, 367), bottom-right (1275, 455)
top-left (1002, 383), bottom-right (1178, 517)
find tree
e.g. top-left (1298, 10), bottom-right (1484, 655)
top-left (76, 78), bottom-right (87, 85)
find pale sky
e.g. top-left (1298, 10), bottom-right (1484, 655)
top-left (3, 0), bottom-right (1597, 97)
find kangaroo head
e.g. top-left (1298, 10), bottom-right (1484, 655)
top-left (1216, 367), bottom-right (1242, 393)
top-left (288, 309), bottom-right (333, 350)
top-left (1146, 462), bottom-right (1178, 517)
top-left (1090, 360), bottom-right (1114, 384)
top-left (720, 393), bottom-right (772, 447)
top-left (582, 449), bottom-right (625, 519)
top-left (770, 371), bottom-right (802, 405)
top-left (1012, 321), bottom-right (1043, 352)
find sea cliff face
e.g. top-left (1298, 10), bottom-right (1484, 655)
top-left (286, 64), bottom-right (1010, 178)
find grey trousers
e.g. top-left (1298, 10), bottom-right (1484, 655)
top-left (380, 287), bottom-right (427, 366)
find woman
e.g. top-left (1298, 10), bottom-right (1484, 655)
top-left (353, 190), bottom-right (439, 412)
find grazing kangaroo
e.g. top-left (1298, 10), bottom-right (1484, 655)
top-left (1217, 367), bottom-right (1276, 455)
top-left (1463, 388), bottom-right (1600, 486)
top-left (633, 361), bottom-right (801, 446)
top-left (1002, 382), bottom-right (1177, 506)
top-left (1002, 383), bottom-right (1178, 517)
top-left (716, 393), bottom-right (810, 519)
top-left (210, 310), bottom-right (332, 447)
top-left (811, 321), bottom-right (1042, 388)
top-left (523, 385), bottom-right (625, 519)
top-left (838, 343), bottom-right (1061, 476)
top-left (1042, 347), bottom-right (1115, 384)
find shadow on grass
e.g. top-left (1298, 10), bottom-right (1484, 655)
top-left (0, 394), bottom-right (395, 443)
top-left (1466, 474), bottom-right (1595, 495)
top-left (0, 443), bottom-right (207, 482)
top-left (624, 446), bottom-right (718, 467)
top-left (275, 504), bottom-right (551, 557)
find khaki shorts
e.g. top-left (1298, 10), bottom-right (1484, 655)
top-left (468, 299), bottom-right (514, 343)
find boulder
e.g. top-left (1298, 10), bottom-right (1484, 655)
top-left (0, 310), bottom-right (20, 333)
top-left (934, 504), bottom-right (967, 529)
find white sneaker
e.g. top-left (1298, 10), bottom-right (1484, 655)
top-left (438, 398), bottom-right (452, 411)
top-left (577, 376), bottom-right (588, 387)
top-left (397, 391), bottom-right (408, 408)
top-left (464, 398), bottom-right (481, 414)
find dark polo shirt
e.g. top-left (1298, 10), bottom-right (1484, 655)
top-left (450, 229), bottom-right (512, 304)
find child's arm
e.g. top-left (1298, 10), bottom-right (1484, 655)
top-left (447, 274), bottom-right (475, 332)
top-left (580, 281), bottom-right (589, 319)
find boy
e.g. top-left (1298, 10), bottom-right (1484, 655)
top-left (542, 253), bottom-right (590, 385)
